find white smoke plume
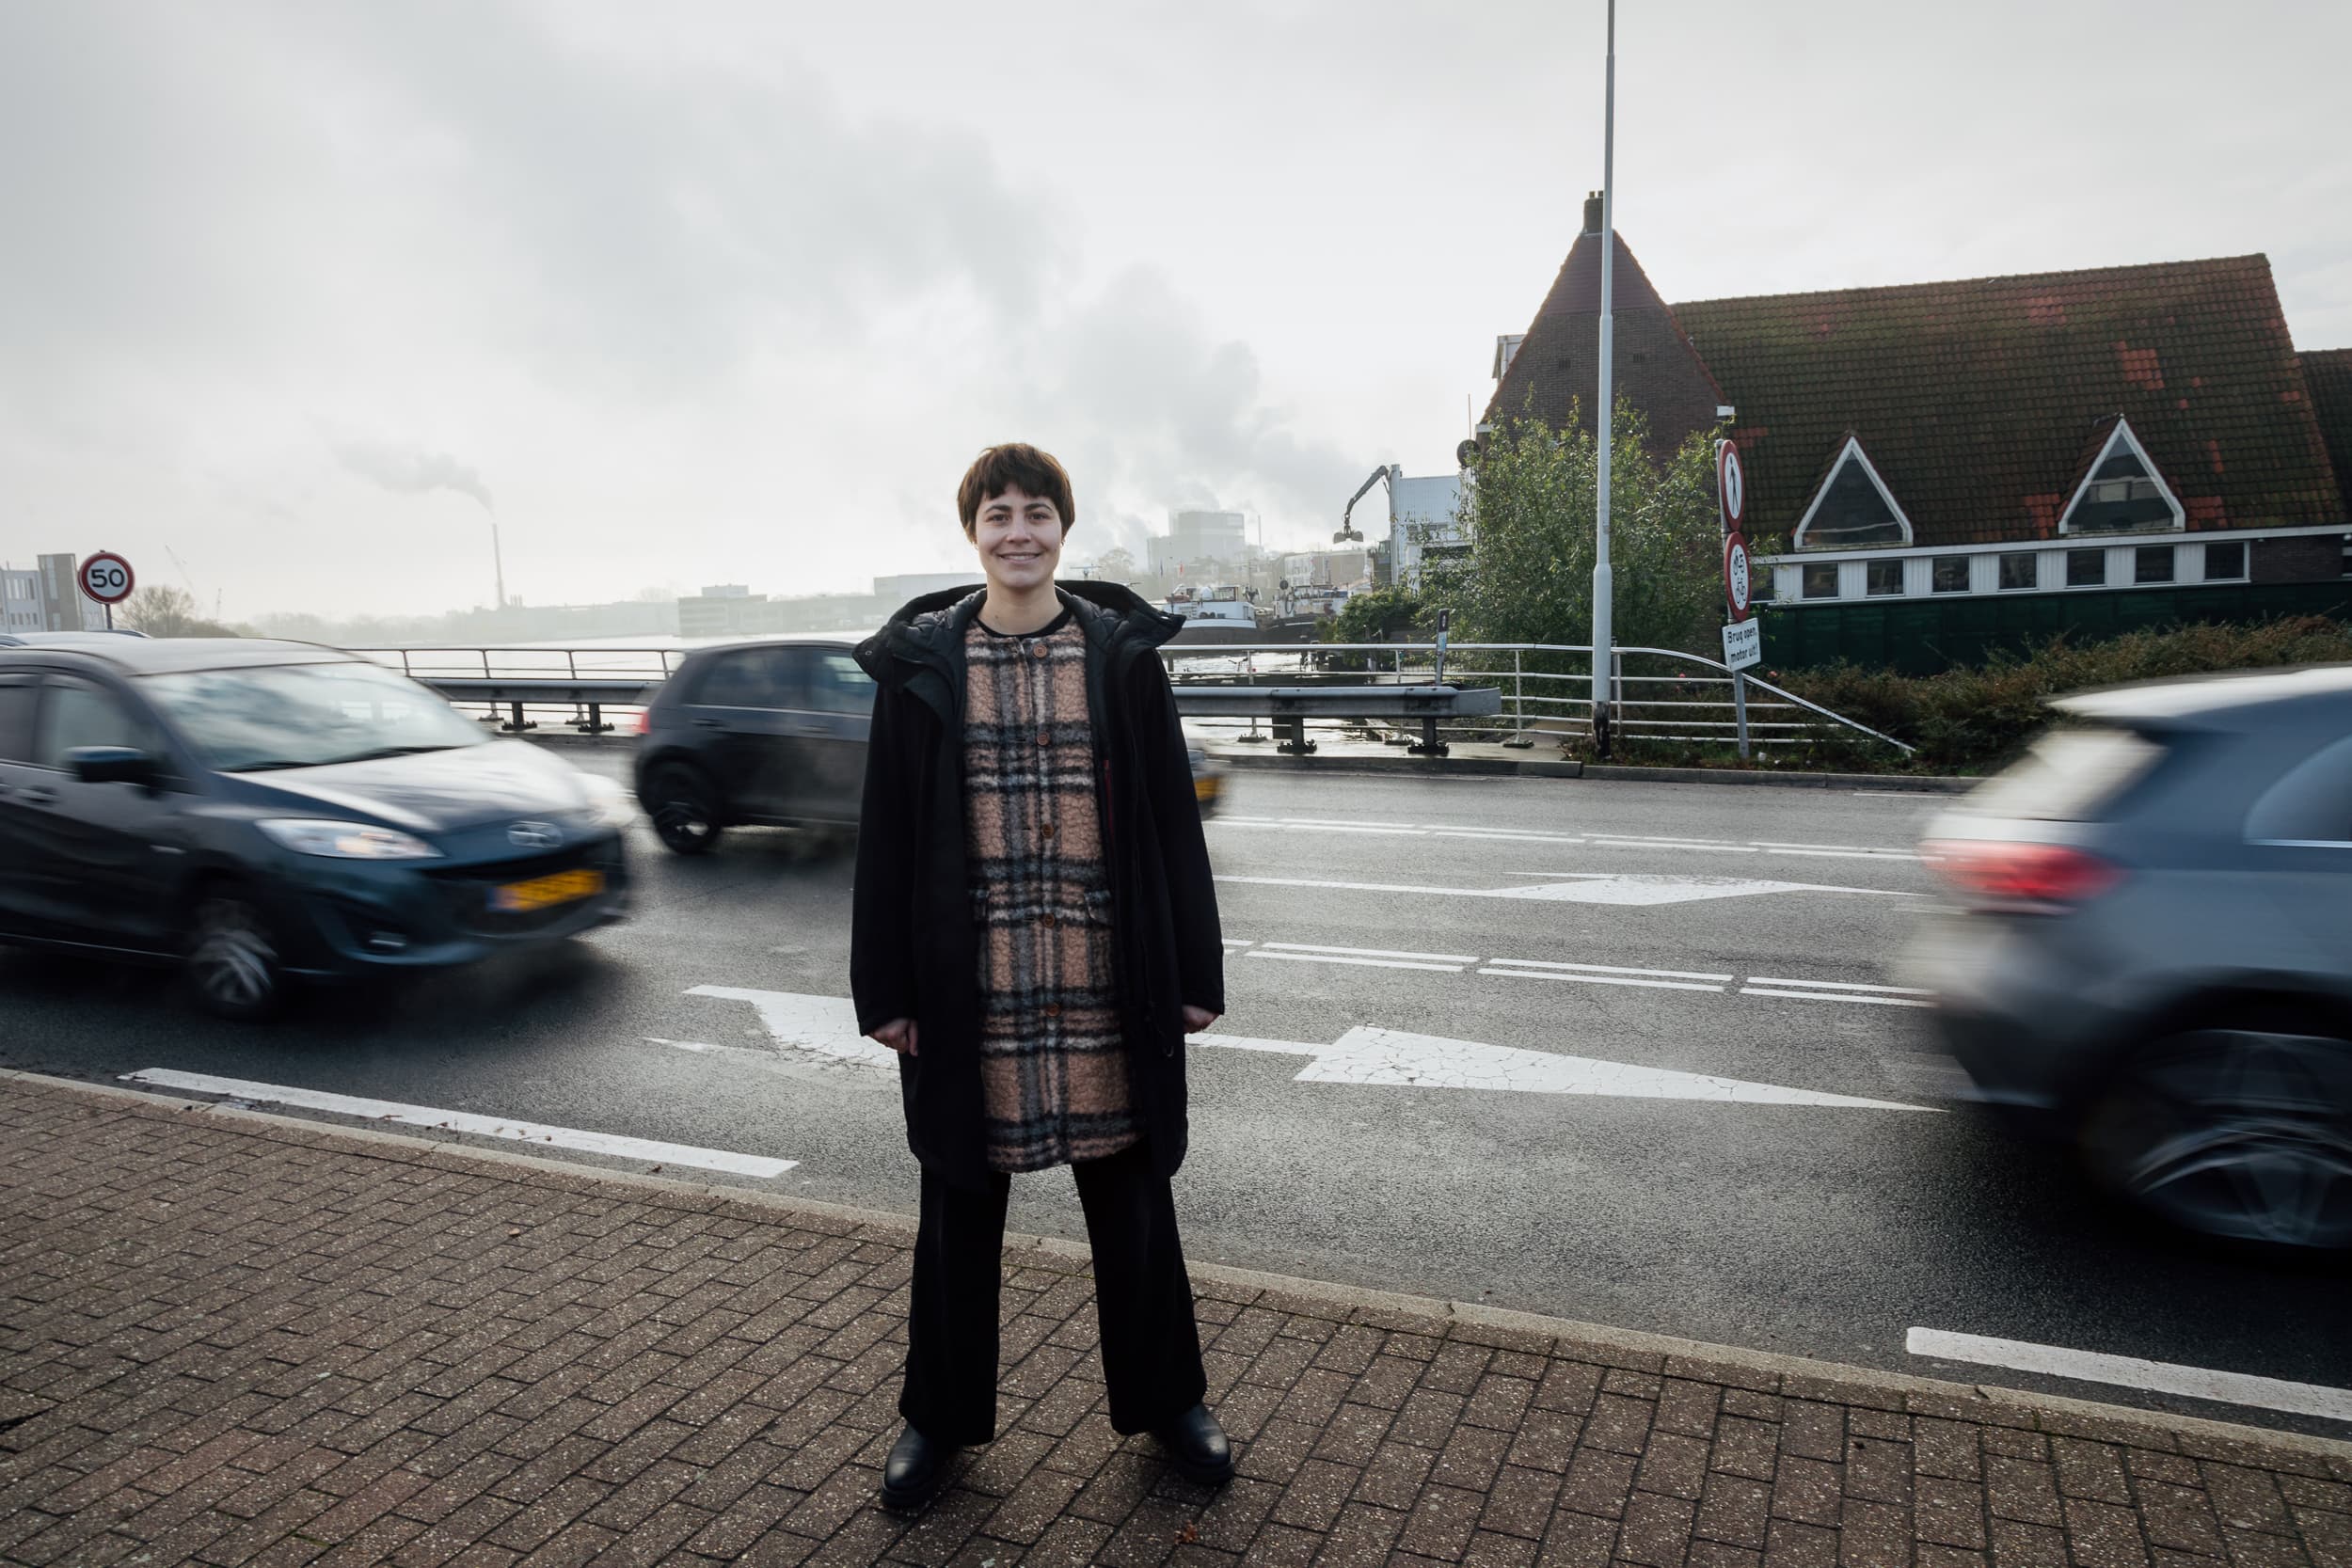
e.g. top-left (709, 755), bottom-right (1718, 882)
top-left (335, 440), bottom-right (495, 512)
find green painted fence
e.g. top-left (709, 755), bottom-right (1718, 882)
top-left (1756, 580), bottom-right (2352, 675)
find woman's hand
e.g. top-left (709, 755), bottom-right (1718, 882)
top-left (869, 1018), bottom-right (919, 1056)
top-left (1181, 1005), bottom-right (1219, 1035)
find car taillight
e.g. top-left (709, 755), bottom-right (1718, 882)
top-left (632, 709), bottom-right (651, 736)
top-left (1921, 839), bottom-right (2122, 909)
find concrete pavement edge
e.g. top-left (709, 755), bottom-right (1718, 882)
top-left (10, 1066), bottom-right (2345, 1466)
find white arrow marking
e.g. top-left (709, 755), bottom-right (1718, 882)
top-left (685, 988), bottom-right (1934, 1111)
top-left (1286, 1026), bottom-right (1932, 1108)
top-left (1217, 872), bottom-right (1915, 906)
top-left (688, 986), bottom-right (901, 1068)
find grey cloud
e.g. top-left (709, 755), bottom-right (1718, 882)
top-left (1027, 267), bottom-right (1366, 532)
top-left (335, 441), bottom-right (494, 512)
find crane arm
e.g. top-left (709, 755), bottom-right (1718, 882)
top-left (1336, 465), bottom-right (1391, 543)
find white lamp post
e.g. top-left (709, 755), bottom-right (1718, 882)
top-left (1591, 0), bottom-right (1618, 755)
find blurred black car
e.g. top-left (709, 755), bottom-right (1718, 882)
top-left (632, 636), bottom-right (1226, 856)
top-left (1905, 666), bottom-right (2352, 1249)
top-left (0, 636), bottom-right (632, 1020)
top-left (633, 637), bottom-right (876, 854)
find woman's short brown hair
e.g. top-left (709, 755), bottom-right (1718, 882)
top-left (957, 444), bottom-right (1075, 535)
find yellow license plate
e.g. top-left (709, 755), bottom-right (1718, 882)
top-left (491, 868), bottom-right (605, 912)
top-left (1194, 777), bottom-right (1221, 802)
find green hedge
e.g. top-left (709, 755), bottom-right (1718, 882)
top-left (1579, 616), bottom-right (2352, 776)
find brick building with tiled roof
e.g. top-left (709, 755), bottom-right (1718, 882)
top-left (1487, 212), bottom-right (2351, 618)
top-left (2301, 348), bottom-right (2352, 519)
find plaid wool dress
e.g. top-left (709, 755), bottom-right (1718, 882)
top-left (963, 611), bottom-right (1144, 1172)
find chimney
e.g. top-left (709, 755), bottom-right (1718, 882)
top-left (1581, 191), bottom-right (1603, 236)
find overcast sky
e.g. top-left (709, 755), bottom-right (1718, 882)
top-left (3, 0), bottom-right (2345, 621)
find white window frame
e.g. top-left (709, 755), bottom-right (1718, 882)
top-left (2057, 417), bottom-right (2185, 537)
top-left (1792, 436), bottom-right (1915, 550)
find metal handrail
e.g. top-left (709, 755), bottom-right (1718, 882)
top-left (338, 638), bottom-right (1912, 756)
top-left (1156, 641), bottom-right (1913, 755)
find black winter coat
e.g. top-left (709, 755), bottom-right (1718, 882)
top-left (850, 581), bottom-right (1225, 1190)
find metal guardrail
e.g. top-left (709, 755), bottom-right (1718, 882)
top-left (1174, 684), bottom-right (1502, 756)
top-left (349, 647), bottom-right (682, 734)
top-left (1158, 641), bottom-right (1914, 757)
top-left (345, 638), bottom-right (1911, 757)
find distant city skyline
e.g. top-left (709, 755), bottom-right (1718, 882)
top-left (3, 1), bottom-right (2344, 622)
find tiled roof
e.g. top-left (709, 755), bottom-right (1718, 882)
top-left (1671, 255), bottom-right (2345, 548)
top-left (1485, 202), bottom-right (1724, 456)
top-left (2303, 348), bottom-right (2352, 518)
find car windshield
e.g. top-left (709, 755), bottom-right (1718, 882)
top-left (141, 660), bottom-right (489, 773)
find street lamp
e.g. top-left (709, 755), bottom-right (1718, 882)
top-left (1592, 0), bottom-right (1618, 759)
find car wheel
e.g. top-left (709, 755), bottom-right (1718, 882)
top-left (2082, 1024), bottom-right (2352, 1250)
top-left (187, 889), bottom-right (285, 1022)
top-left (646, 767), bottom-right (723, 856)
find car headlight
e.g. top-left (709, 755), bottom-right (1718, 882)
top-left (257, 819), bottom-right (443, 861)
top-left (581, 775), bottom-right (638, 830)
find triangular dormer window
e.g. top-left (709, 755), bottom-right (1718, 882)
top-left (1793, 436), bottom-right (1913, 550)
top-left (2058, 418), bottom-right (2184, 535)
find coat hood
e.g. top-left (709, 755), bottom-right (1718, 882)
top-left (854, 579), bottom-right (1184, 689)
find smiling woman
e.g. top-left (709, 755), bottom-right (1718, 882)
top-left (139, 659), bottom-right (487, 773)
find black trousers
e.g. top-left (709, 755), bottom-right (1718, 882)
top-left (900, 1140), bottom-right (1208, 1446)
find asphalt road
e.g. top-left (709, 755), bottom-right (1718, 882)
top-left (4, 750), bottom-right (2345, 1439)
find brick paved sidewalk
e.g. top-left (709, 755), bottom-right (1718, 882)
top-left (3, 1072), bottom-right (2346, 1568)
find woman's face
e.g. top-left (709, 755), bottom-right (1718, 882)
top-left (968, 485), bottom-right (1065, 593)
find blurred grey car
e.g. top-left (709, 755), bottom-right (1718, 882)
top-left (1905, 666), bottom-right (2352, 1250)
top-left (631, 637), bottom-right (1224, 856)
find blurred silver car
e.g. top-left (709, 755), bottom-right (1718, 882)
top-left (1906, 667), bottom-right (2352, 1249)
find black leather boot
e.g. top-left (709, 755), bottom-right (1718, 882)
top-left (1153, 1403), bottom-right (1233, 1487)
top-left (881, 1423), bottom-right (956, 1510)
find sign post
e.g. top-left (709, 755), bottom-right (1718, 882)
top-left (1716, 439), bottom-right (1756, 759)
top-left (77, 551), bottom-right (135, 631)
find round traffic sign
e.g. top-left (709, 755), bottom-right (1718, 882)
top-left (78, 551), bottom-right (135, 606)
top-left (1724, 532), bottom-right (1752, 622)
top-left (1716, 438), bottom-right (1745, 531)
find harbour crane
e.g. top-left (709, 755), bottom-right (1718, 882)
top-left (1335, 465), bottom-right (1398, 544)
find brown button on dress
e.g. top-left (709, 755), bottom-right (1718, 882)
top-left (962, 614), bottom-right (1141, 1172)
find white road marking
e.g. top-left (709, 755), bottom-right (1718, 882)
top-left (1432, 830), bottom-right (1588, 846)
top-left (1248, 951), bottom-right (1467, 974)
top-left (1281, 1026), bottom-right (1931, 1109)
top-left (644, 1037), bottom-right (725, 1053)
top-left (684, 989), bottom-right (1936, 1112)
top-left (1487, 958), bottom-right (1737, 982)
top-left (1740, 989), bottom-right (1937, 1009)
top-left (1588, 841), bottom-right (1761, 855)
top-left (1906, 1328), bottom-right (2352, 1423)
top-left (1208, 816), bottom-right (1919, 860)
top-left (688, 987), bottom-right (901, 1068)
top-left (1764, 847), bottom-right (1923, 862)
top-left (1592, 833), bottom-right (1739, 846)
top-left (1478, 969), bottom-right (1726, 993)
top-left (1218, 873), bottom-right (1916, 907)
top-left (119, 1069), bottom-right (798, 1178)
top-left (1261, 942), bottom-right (1482, 964)
top-left (1746, 977), bottom-right (1935, 995)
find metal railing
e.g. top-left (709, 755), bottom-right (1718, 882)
top-left (1157, 641), bottom-right (1914, 757)
top-left (346, 646), bottom-right (686, 733)
top-left (343, 640), bottom-right (1912, 757)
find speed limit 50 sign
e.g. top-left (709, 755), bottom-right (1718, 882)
top-left (78, 551), bottom-right (135, 605)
